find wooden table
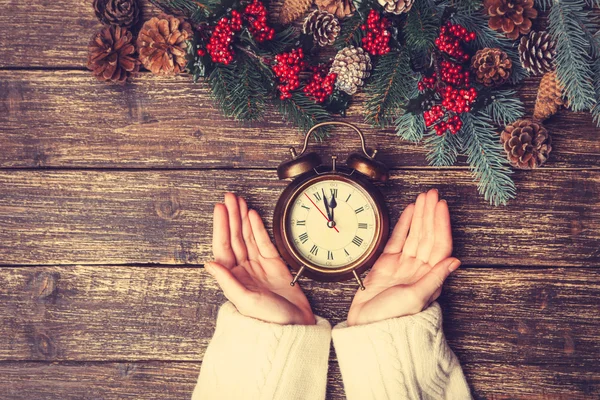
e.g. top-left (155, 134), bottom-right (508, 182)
top-left (1, 1), bottom-right (599, 398)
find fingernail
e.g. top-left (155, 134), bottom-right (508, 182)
top-left (441, 199), bottom-right (447, 204)
top-left (448, 260), bottom-right (461, 272)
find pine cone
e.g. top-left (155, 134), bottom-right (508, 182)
top-left (137, 14), bottom-right (193, 76)
top-left (377, 0), bottom-right (414, 14)
top-left (93, 0), bottom-right (139, 28)
top-left (280, 0), bottom-right (312, 24)
top-left (518, 31), bottom-right (556, 76)
top-left (303, 10), bottom-right (341, 47)
top-left (471, 48), bottom-right (512, 87)
top-left (484, 0), bottom-right (537, 40)
top-left (329, 46), bottom-right (372, 95)
top-left (315, 0), bottom-right (355, 19)
top-left (534, 71), bottom-right (564, 120)
top-left (87, 25), bottom-right (139, 84)
top-left (500, 119), bottom-right (552, 169)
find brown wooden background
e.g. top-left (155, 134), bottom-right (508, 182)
top-left (1, 1), bottom-right (600, 399)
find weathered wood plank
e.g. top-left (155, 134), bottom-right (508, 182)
top-left (0, 170), bottom-right (598, 266)
top-left (0, 361), bottom-right (598, 399)
top-left (1, 71), bottom-right (599, 168)
top-left (1, 266), bottom-right (599, 365)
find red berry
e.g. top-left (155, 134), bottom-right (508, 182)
top-left (361, 10), bottom-right (392, 56)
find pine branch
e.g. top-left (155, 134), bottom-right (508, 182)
top-left (364, 51), bottom-right (416, 127)
top-left (404, 0), bottom-right (440, 54)
top-left (459, 112), bottom-right (516, 206)
top-left (149, 0), bottom-right (217, 23)
top-left (273, 92), bottom-right (332, 139)
top-left (482, 89), bottom-right (525, 126)
top-left (534, 0), bottom-right (553, 11)
top-left (592, 38), bottom-right (600, 126)
top-left (334, 12), bottom-right (364, 50)
top-left (395, 111), bottom-right (425, 143)
top-left (548, 0), bottom-right (596, 111)
top-left (424, 130), bottom-right (462, 166)
top-left (207, 54), bottom-right (269, 121)
top-left (451, 10), bottom-right (527, 84)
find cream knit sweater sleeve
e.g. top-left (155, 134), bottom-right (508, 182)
top-left (332, 302), bottom-right (471, 400)
top-left (191, 302), bottom-right (332, 400)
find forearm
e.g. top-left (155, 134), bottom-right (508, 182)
top-left (192, 302), bottom-right (331, 400)
top-left (332, 302), bottom-right (471, 400)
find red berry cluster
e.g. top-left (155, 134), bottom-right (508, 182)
top-left (272, 49), bottom-right (307, 100)
top-left (435, 23), bottom-right (476, 62)
top-left (206, 11), bottom-right (243, 65)
top-left (361, 10), bottom-right (391, 56)
top-left (303, 65), bottom-right (337, 103)
top-left (244, 0), bottom-right (275, 43)
top-left (420, 23), bottom-right (478, 136)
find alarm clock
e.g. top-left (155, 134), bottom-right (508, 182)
top-left (273, 121), bottom-right (390, 290)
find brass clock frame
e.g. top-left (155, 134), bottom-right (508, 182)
top-left (273, 121), bottom-right (390, 289)
top-left (273, 170), bottom-right (389, 286)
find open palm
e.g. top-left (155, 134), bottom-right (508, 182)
top-left (206, 193), bottom-right (315, 325)
top-left (348, 189), bottom-right (460, 326)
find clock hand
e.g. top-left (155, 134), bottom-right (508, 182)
top-left (329, 192), bottom-right (337, 222)
top-left (321, 188), bottom-right (332, 221)
top-left (303, 192), bottom-right (339, 233)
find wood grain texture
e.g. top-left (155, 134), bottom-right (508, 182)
top-left (0, 361), bottom-right (598, 399)
top-left (1, 266), bottom-right (599, 366)
top-left (0, 170), bottom-right (598, 266)
top-left (1, 71), bottom-right (599, 169)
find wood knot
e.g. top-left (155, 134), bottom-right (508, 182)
top-left (154, 194), bottom-right (181, 219)
top-left (192, 129), bottom-right (204, 139)
top-left (31, 272), bottom-right (59, 303)
top-left (117, 363), bottom-right (138, 378)
top-left (35, 332), bottom-right (56, 358)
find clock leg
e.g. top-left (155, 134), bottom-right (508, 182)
top-left (290, 265), bottom-right (306, 286)
top-left (352, 270), bottom-right (366, 291)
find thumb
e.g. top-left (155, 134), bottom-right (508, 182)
top-left (414, 258), bottom-right (461, 301)
top-left (205, 262), bottom-right (250, 306)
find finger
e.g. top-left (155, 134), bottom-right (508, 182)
top-left (413, 258), bottom-right (460, 301)
top-left (383, 203), bottom-right (415, 254)
top-left (249, 209), bottom-right (280, 259)
top-left (416, 189), bottom-right (439, 263)
top-left (429, 199), bottom-right (453, 266)
top-left (205, 262), bottom-right (252, 306)
top-left (212, 203), bottom-right (236, 268)
top-left (224, 193), bottom-right (248, 264)
top-left (403, 192), bottom-right (427, 257)
top-left (239, 197), bottom-right (259, 261)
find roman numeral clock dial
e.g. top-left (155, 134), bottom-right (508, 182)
top-left (287, 179), bottom-right (378, 269)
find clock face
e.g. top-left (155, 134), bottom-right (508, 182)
top-left (285, 177), bottom-right (379, 269)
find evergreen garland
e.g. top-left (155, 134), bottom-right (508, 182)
top-left (548, 0), bottom-right (596, 112)
top-left (364, 51), bottom-right (416, 127)
top-left (481, 89), bottom-right (525, 126)
top-left (459, 112), bottom-right (516, 206)
top-left (425, 129), bottom-right (462, 166)
top-left (395, 111), bottom-right (425, 142)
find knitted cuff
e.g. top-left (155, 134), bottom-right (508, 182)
top-left (332, 303), bottom-right (471, 400)
top-left (193, 302), bottom-right (332, 400)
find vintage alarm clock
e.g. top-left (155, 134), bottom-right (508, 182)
top-left (273, 121), bottom-right (390, 290)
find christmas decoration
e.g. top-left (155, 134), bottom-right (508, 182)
top-left (279, 0), bottom-right (312, 24)
top-left (303, 10), bottom-right (341, 47)
top-left (315, 0), bottom-right (355, 19)
top-left (303, 65), bottom-right (337, 103)
top-left (518, 31), bottom-right (556, 76)
top-left (87, 25), bottom-right (139, 83)
top-left (137, 15), bottom-right (192, 75)
top-left (85, 0), bottom-right (600, 206)
top-left (377, 0), bottom-right (414, 15)
top-left (330, 46), bottom-right (372, 95)
top-left (500, 119), bottom-right (552, 169)
top-left (93, 0), bottom-right (139, 28)
top-left (534, 71), bottom-right (564, 121)
top-left (361, 10), bottom-right (392, 56)
top-left (471, 48), bottom-right (512, 87)
top-left (484, 0), bottom-right (537, 40)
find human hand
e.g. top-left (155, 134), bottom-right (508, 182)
top-left (347, 189), bottom-right (460, 326)
top-left (206, 193), bottom-right (316, 325)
